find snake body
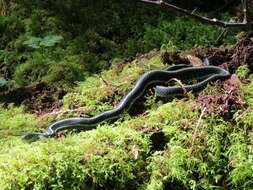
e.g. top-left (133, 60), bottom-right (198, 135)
top-left (22, 64), bottom-right (230, 141)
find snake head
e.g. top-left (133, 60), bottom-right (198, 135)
top-left (21, 133), bottom-right (49, 142)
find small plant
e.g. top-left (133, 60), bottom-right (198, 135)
top-left (236, 65), bottom-right (249, 79)
top-left (160, 41), bottom-right (177, 53)
top-left (0, 77), bottom-right (16, 89)
top-left (0, 77), bottom-right (9, 87)
top-left (23, 35), bottom-right (63, 49)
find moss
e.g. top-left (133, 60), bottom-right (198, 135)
top-left (0, 104), bottom-right (39, 140)
top-left (227, 130), bottom-right (253, 189)
top-left (2, 40), bottom-right (253, 189)
top-left (141, 16), bottom-right (222, 52)
top-left (14, 53), bottom-right (86, 87)
top-left (236, 65), bottom-right (250, 80)
top-left (13, 52), bottom-right (50, 86)
top-left (145, 114), bottom-right (235, 190)
top-left (62, 53), bottom-right (163, 111)
top-left (0, 127), bottom-right (150, 190)
top-left (241, 74), bottom-right (253, 106)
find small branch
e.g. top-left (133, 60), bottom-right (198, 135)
top-left (46, 108), bottom-right (95, 116)
top-left (135, 0), bottom-right (252, 28)
top-left (235, 106), bottom-right (253, 122)
top-left (242, 0), bottom-right (250, 23)
top-left (167, 78), bottom-right (188, 95)
top-left (215, 28), bottom-right (228, 45)
top-left (99, 73), bottom-right (110, 86)
top-left (191, 107), bottom-right (206, 147)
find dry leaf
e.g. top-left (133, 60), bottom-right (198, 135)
top-left (186, 55), bottom-right (204, 67)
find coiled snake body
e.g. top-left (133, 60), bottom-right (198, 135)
top-left (22, 64), bottom-right (230, 141)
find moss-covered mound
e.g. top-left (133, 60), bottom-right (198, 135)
top-left (0, 127), bottom-right (150, 190)
top-left (1, 45), bottom-right (253, 189)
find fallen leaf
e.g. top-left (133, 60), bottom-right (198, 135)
top-left (186, 55), bottom-right (204, 67)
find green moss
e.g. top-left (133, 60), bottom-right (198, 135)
top-left (3, 45), bottom-right (253, 189)
top-left (236, 65), bottom-right (249, 79)
top-left (13, 52), bottom-right (49, 86)
top-left (62, 54), bottom-right (163, 111)
top-left (227, 130), bottom-right (253, 189)
top-left (242, 74), bottom-right (253, 106)
top-left (14, 53), bottom-right (85, 86)
top-left (0, 104), bottom-right (38, 140)
top-left (0, 127), bottom-right (150, 190)
top-left (145, 114), bottom-right (235, 190)
top-left (229, 78), bottom-right (253, 189)
top-left (141, 16), bottom-right (222, 52)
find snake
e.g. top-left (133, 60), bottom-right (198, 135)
top-left (21, 64), bottom-right (230, 141)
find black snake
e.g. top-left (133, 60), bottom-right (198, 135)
top-left (22, 64), bottom-right (230, 141)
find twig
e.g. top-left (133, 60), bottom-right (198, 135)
top-left (99, 73), bottom-right (119, 88)
top-left (191, 107), bottom-right (206, 147)
top-left (215, 27), bottom-right (228, 45)
top-left (99, 74), bottom-right (110, 86)
top-left (167, 78), bottom-right (188, 95)
top-left (135, 0), bottom-right (252, 28)
top-left (235, 106), bottom-right (253, 122)
top-left (242, 0), bottom-right (250, 23)
top-left (191, 8), bottom-right (198, 14)
top-left (46, 108), bottom-right (95, 116)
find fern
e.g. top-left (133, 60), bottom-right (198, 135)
top-left (39, 35), bottom-right (63, 47)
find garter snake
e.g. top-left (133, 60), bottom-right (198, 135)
top-left (22, 64), bottom-right (230, 141)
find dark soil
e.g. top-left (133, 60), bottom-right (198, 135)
top-left (223, 32), bottom-right (253, 73)
top-left (197, 74), bottom-right (245, 119)
top-left (195, 32), bottom-right (253, 119)
top-left (162, 46), bottom-right (233, 66)
top-left (162, 33), bottom-right (253, 119)
top-left (0, 82), bottom-right (66, 115)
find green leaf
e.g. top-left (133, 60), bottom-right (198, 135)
top-left (0, 77), bottom-right (9, 87)
top-left (39, 35), bottom-right (63, 47)
top-left (23, 37), bottom-right (42, 49)
top-left (23, 35), bottom-right (63, 49)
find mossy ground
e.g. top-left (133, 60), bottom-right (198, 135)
top-left (1, 49), bottom-right (253, 189)
top-left (1, 1), bottom-right (253, 189)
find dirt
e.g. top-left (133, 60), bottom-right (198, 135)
top-left (197, 32), bottom-right (253, 119)
top-left (161, 33), bottom-right (253, 119)
top-left (0, 82), bottom-right (66, 115)
top-left (222, 32), bottom-right (253, 73)
top-left (162, 46), bottom-right (233, 66)
top-left (197, 74), bottom-right (245, 119)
